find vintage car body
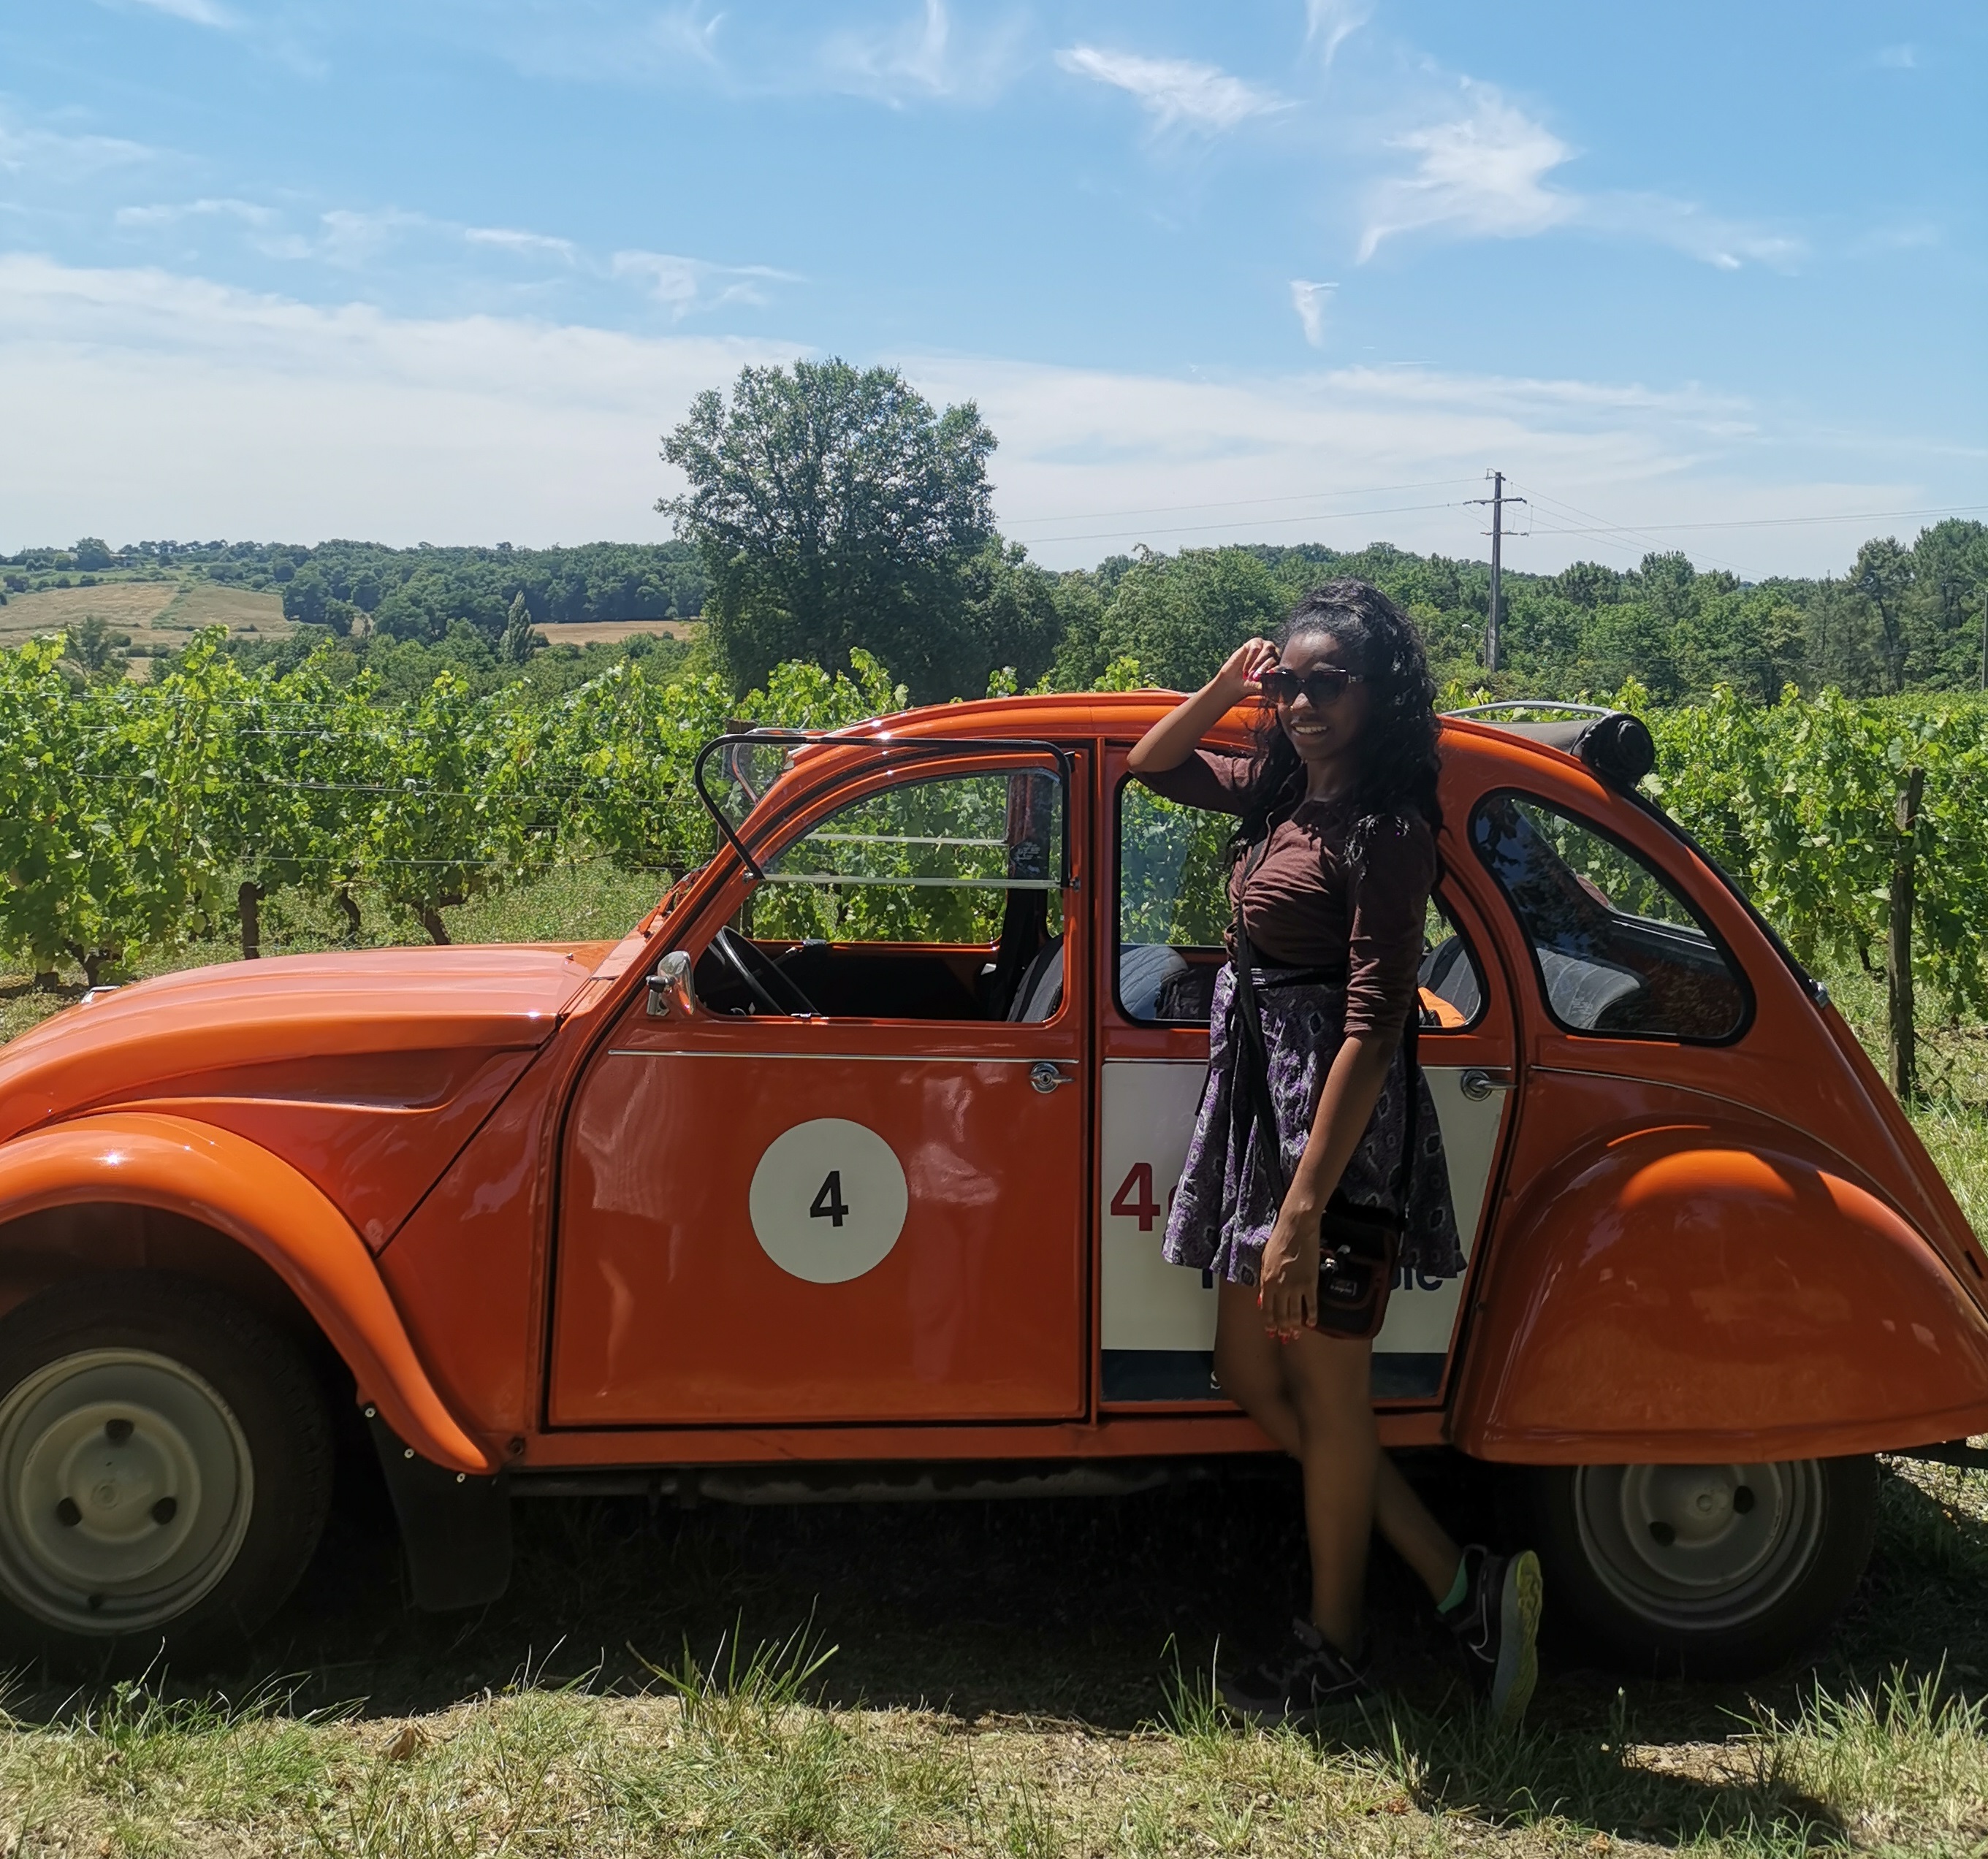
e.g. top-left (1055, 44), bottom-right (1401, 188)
top-left (1, 694), bottom-right (1984, 1672)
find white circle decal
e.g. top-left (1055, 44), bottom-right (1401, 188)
top-left (749, 1118), bottom-right (909, 1284)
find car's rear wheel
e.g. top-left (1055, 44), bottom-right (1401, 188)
top-left (1526, 1455), bottom-right (1876, 1676)
top-left (0, 1274), bottom-right (332, 1670)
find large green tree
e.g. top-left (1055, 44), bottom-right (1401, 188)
top-left (658, 359), bottom-right (1000, 701)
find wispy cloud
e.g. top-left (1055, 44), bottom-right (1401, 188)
top-left (1055, 45), bottom-right (1290, 134)
top-left (465, 225), bottom-right (579, 262)
top-left (823, 0), bottom-right (1026, 104)
top-left (1303, 0), bottom-right (1371, 69)
top-left (610, 249), bottom-right (799, 316)
top-left (116, 196), bottom-right (278, 229)
top-left (1360, 82), bottom-right (1800, 271)
top-left (1290, 280), bottom-right (1336, 348)
top-left (1876, 43), bottom-right (1916, 69)
top-left (1360, 85), bottom-right (1574, 258)
top-left (0, 110), bottom-right (157, 183)
top-left (112, 0), bottom-right (235, 26)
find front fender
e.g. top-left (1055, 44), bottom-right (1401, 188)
top-left (0, 1112), bottom-right (494, 1473)
top-left (1451, 1127), bottom-right (1988, 1464)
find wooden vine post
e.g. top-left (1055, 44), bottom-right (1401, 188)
top-left (1889, 766), bottom-right (1925, 1101)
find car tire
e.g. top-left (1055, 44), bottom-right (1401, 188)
top-left (0, 1272), bottom-right (332, 1671)
top-left (1525, 1455), bottom-right (1876, 1677)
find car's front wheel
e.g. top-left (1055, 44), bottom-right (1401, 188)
top-left (1526, 1455), bottom-right (1876, 1676)
top-left (0, 1273), bottom-right (332, 1670)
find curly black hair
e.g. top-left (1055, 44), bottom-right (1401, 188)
top-left (1233, 578), bottom-right (1443, 860)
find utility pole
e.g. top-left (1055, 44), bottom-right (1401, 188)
top-left (1467, 471), bottom-right (1526, 673)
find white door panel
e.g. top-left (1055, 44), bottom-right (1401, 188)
top-left (1098, 1056), bottom-right (1507, 1402)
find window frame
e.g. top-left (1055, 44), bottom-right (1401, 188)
top-left (1469, 787), bottom-right (1756, 1047)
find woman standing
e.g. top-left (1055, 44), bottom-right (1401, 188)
top-left (1127, 579), bottom-right (1542, 1725)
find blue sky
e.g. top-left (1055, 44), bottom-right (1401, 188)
top-left (1, 0), bottom-right (1982, 577)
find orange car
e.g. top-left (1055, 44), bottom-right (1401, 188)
top-left (1, 694), bottom-right (1985, 1673)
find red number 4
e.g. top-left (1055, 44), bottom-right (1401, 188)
top-left (1111, 1162), bottom-right (1163, 1232)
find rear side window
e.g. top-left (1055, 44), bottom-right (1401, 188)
top-left (1470, 793), bottom-right (1748, 1042)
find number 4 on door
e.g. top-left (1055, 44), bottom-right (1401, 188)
top-left (810, 1170), bottom-right (850, 1229)
top-left (1111, 1163), bottom-right (1163, 1232)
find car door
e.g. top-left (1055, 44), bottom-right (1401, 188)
top-left (1094, 747), bottom-right (1518, 1407)
top-left (548, 749), bottom-right (1090, 1427)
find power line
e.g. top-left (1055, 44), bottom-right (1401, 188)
top-left (1524, 501), bottom-right (1988, 538)
top-left (1002, 477), bottom-right (1477, 529)
top-left (1009, 497), bottom-right (1467, 548)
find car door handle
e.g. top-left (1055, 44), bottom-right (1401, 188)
top-left (1029, 1061), bottom-right (1075, 1094)
top-left (1459, 1067), bottom-right (1513, 1100)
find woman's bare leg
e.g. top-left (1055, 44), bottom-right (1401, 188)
top-left (1375, 1456), bottom-right (1463, 1600)
top-left (1212, 1278), bottom-right (1300, 1453)
top-left (1217, 1281), bottom-right (1463, 1610)
top-left (1278, 1329), bottom-right (1379, 1653)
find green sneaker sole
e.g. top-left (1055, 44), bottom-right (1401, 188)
top-left (1492, 1549), bottom-right (1542, 1729)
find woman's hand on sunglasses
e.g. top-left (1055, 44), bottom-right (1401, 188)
top-left (1211, 638), bottom-right (1279, 706)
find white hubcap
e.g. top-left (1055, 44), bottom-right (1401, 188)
top-left (0, 1350), bottom-right (253, 1634)
top-left (1574, 1459), bottom-right (1823, 1630)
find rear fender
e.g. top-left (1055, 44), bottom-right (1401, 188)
top-left (0, 1112), bottom-right (493, 1473)
top-left (1451, 1126), bottom-right (1988, 1463)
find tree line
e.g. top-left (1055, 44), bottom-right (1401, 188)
top-left (10, 359), bottom-right (1983, 710)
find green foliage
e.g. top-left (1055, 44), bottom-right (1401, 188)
top-left (660, 358), bottom-right (1016, 703)
top-left (1648, 687), bottom-right (1988, 1021)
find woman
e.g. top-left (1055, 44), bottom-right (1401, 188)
top-left (1127, 579), bottom-right (1542, 1725)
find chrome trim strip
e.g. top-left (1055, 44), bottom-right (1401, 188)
top-left (606, 1050), bottom-right (1077, 1064)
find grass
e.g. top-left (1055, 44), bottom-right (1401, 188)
top-left (0, 1459), bottom-right (1983, 1852)
top-left (4, 865), bottom-right (1988, 1851)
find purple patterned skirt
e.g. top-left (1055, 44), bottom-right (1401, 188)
top-left (1163, 964), bottom-right (1465, 1289)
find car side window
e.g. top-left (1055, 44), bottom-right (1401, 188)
top-left (705, 768), bottom-right (1066, 1023)
top-left (1470, 791), bottom-right (1748, 1042)
top-left (1116, 782), bottom-right (1231, 1023)
top-left (1418, 898), bottom-right (1487, 1030)
top-left (1116, 779), bottom-right (1484, 1028)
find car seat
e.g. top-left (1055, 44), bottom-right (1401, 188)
top-left (1007, 938), bottom-right (1065, 1023)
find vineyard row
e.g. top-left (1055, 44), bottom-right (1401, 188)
top-left (6, 633), bottom-right (1987, 1093)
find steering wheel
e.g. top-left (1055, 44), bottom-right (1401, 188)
top-left (710, 926), bottom-right (823, 1018)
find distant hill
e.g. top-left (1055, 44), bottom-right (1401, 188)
top-left (0, 539), bottom-right (705, 646)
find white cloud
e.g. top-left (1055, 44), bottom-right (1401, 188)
top-left (465, 225), bottom-right (579, 262)
top-left (1055, 45), bottom-right (1289, 134)
top-left (610, 249), bottom-right (799, 316)
top-left (0, 254), bottom-right (794, 548)
top-left (1290, 279), bottom-right (1336, 348)
top-left (1360, 82), bottom-right (1801, 271)
top-left (822, 0), bottom-right (1025, 104)
top-left (1360, 85), bottom-right (1574, 259)
top-left (1304, 0), bottom-right (1371, 68)
top-left (1877, 43), bottom-right (1916, 69)
top-left (0, 254), bottom-right (1930, 579)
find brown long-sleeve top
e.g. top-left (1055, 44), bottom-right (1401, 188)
top-left (1138, 749), bottom-right (1433, 1037)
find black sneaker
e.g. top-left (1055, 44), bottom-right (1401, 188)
top-left (1217, 1617), bottom-right (1371, 1720)
top-left (1444, 1545), bottom-right (1542, 1728)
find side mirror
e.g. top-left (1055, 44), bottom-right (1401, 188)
top-left (646, 950), bottom-right (698, 1020)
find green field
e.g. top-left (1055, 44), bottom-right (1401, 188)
top-left (2, 866), bottom-right (1987, 1855)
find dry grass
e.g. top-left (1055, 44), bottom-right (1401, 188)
top-left (0, 579), bottom-right (291, 658)
top-left (537, 619), bottom-right (699, 646)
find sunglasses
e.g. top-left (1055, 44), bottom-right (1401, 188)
top-left (1258, 666), bottom-right (1366, 706)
